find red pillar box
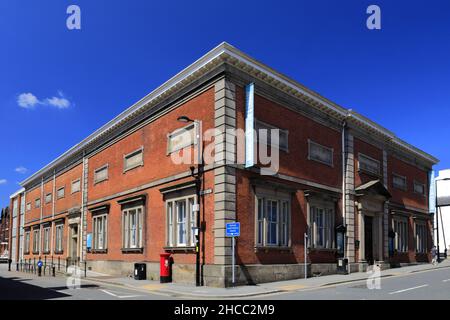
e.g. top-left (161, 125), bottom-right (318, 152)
top-left (160, 253), bottom-right (172, 283)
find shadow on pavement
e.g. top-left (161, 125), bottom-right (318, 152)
top-left (0, 276), bottom-right (71, 300)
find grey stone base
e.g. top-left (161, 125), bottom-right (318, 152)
top-left (87, 260), bottom-right (195, 285)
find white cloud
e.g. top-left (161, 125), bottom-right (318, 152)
top-left (17, 93), bottom-right (40, 109)
top-left (15, 166), bottom-right (28, 174)
top-left (17, 91), bottom-right (72, 110)
top-left (0, 179), bottom-right (7, 185)
top-left (46, 96), bottom-right (71, 109)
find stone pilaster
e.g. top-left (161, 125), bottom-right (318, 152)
top-left (213, 78), bottom-right (237, 270)
top-left (81, 157), bottom-right (89, 261)
top-left (383, 150), bottom-right (389, 259)
top-left (344, 132), bottom-right (355, 263)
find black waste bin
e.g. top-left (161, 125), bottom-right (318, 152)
top-left (337, 258), bottom-right (348, 275)
top-left (134, 263), bottom-right (146, 280)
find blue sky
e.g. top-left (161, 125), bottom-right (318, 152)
top-left (0, 0), bottom-right (449, 207)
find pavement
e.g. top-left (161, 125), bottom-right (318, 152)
top-left (82, 259), bottom-right (450, 299)
top-left (2, 260), bottom-right (449, 299)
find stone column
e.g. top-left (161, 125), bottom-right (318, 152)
top-left (383, 150), bottom-right (389, 260)
top-left (212, 78), bottom-right (237, 286)
top-left (80, 157), bottom-right (89, 261)
top-left (345, 132), bottom-right (356, 264)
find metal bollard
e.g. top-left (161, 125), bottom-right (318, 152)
top-left (16, 262), bottom-right (19, 271)
top-left (52, 265), bottom-right (56, 277)
top-left (84, 261), bottom-right (87, 278)
top-left (58, 257), bottom-right (60, 271)
top-left (8, 259), bottom-right (12, 271)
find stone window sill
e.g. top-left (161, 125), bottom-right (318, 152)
top-left (164, 246), bottom-right (196, 253)
top-left (254, 246), bottom-right (292, 253)
top-left (121, 247), bottom-right (144, 253)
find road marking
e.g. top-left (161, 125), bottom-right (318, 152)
top-left (388, 284), bottom-right (429, 295)
top-left (442, 279), bottom-right (450, 282)
top-left (100, 289), bottom-right (140, 299)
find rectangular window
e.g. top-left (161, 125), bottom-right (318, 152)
top-left (45, 193), bottom-right (52, 204)
top-left (26, 203), bottom-right (31, 211)
top-left (124, 147), bottom-right (144, 172)
top-left (94, 165), bottom-right (109, 184)
top-left (122, 206), bottom-right (143, 250)
top-left (255, 119), bottom-right (289, 151)
top-left (55, 224), bottom-right (64, 253)
top-left (394, 219), bottom-right (408, 252)
top-left (57, 187), bottom-right (65, 199)
top-left (414, 181), bottom-right (425, 195)
top-left (415, 222), bottom-right (427, 254)
top-left (24, 231), bottom-right (30, 253)
top-left (167, 123), bottom-right (197, 154)
top-left (166, 195), bottom-right (197, 247)
top-left (393, 174), bottom-right (407, 191)
top-left (308, 140), bottom-right (333, 166)
top-left (32, 228), bottom-right (40, 253)
top-left (71, 179), bottom-right (81, 193)
top-left (255, 195), bottom-right (290, 247)
top-left (93, 214), bottom-right (108, 250)
top-left (309, 205), bottom-right (335, 249)
top-left (43, 227), bottom-right (50, 253)
top-left (358, 153), bottom-right (380, 176)
top-left (35, 198), bottom-right (41, 209)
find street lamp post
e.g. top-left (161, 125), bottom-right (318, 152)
top-left (177, 116), bottom-right (202, 287)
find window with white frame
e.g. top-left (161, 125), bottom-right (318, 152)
top-left (415, 221), bottom-right (427, 253)
top-left (122, 205), bottom-right (144, 250)
top-left (166, 195), bottom-right (196, 247)
top-left (55, 224), bottom-right (64, 253)
top-left (93, 213), bottom-right (108, 250)
top-left (167, 123), bottom-right (197, 154)
top-left (57, 187), bottom-right (65, 199)
top-left (45, 193), bottom-right (52, 204)
top-left (32, 228), bottom-right (40, 253)
top-left (255, 192), bottom-right (290, 247)
top-left (394, 218), bottom-right (408, 252)
top-left (358, 153), bottom-right (380, 176)
top-left (309, 202), bottom-right (335, 249)
top-left (71, 179), bottom-right (81, 193)
top-left (35, 198), bottom-right (41, 209)
top-left (94, 165), bottom-right (109, 184)
top-left (255, 119), bottom-right (289, 152)
top-left (26, 203), bottom-right (31, 211)
top-left (24, 231), bottom-right (30, 253)
top-left (43, 226), bottom-right (50, 253)
top-left (393, 174), bottom-right (407, 191)
top-left (414, 181), bottom-right (425, 195)
top-left (124, 147), bottom-right (144, 172)
top-left (308, 140), bottom-right (333, 166)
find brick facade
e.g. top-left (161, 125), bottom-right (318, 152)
top-left (10, 43), bottom-right (438, 286)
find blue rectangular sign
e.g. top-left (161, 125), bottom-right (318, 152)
top-left (226, 222), bottom-right (240, 237)
top-left (245, 83), bottom-right (255, 168)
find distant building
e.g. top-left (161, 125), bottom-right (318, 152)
top-left (435, 170), bottom-right (450, 255)
top-left (0, 207), bottom-right (9, 257)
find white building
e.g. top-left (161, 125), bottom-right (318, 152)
top-left (435, 170), bottom-right (450, 255)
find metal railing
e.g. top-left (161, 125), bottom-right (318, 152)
top-left (13, 256), bottom-right (87, 278)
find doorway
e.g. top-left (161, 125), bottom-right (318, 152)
top-left (364, 216), bottom-right (374, 264)
top-left (69, 224), bottom-right (79, 262)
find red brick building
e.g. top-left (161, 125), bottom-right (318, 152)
top-left (10, 43), bottom-right (438, 286)
top-left (0, 207), bottom-right (9, 257)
